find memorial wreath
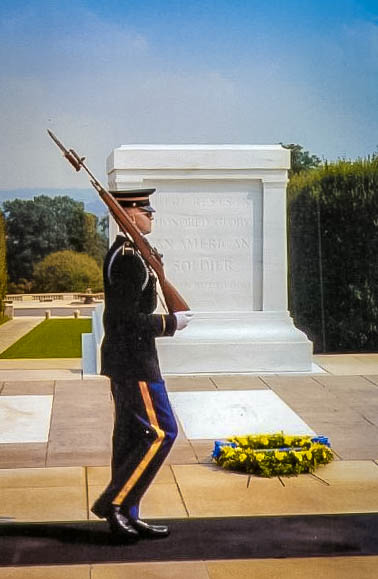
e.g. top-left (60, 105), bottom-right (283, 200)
top-left (212, 432), bottom-right (333, 477)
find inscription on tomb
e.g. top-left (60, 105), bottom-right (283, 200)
top-left (151, 191), bottom-right (255, 311)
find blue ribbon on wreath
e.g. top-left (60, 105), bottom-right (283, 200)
top-left (311, 435), bottom-right (331, 447)
top-left (212, 440), bottom-right (237, 459)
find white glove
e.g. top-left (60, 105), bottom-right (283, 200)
top-left (174, 311), bottom-right (194, 331)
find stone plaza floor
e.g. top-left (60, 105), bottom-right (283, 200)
top-left (0, 318), bottom-right (377, 577)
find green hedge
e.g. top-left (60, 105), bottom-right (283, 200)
top-left (288, 157), bottom-right (378, 352)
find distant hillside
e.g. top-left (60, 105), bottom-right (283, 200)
top-left (0, 189), bottom-right (108, 218)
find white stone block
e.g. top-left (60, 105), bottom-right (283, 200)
top-left (168, 390), bottom-right (316, 439)
top-left (0, 395), bottom-right (53, 443)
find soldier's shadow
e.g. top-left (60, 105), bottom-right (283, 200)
top-left (0, 521), bottom-right (134, 547)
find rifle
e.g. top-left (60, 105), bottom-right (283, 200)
top-left (47, 130), bottom-right (190, 314)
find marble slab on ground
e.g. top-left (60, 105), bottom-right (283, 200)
top-left (0, 485), bottom-right (87, 521)
top-left (0, 395), bottom-right (53, 443)
top-left (92, 562), bottom-right (209, 579)
top-left (172, 464), bottom-right (378, 517)
top-left (315, 354), bottom-right (378, 375)
top-left (0, 565), bottom-right (90, 579)
top-left (0, 369), bottom-right (82, 381)
top-left (1, 381), bottom-right (55, 395)
top-left (205, 557), bottom-right (378, 579)
top-left (210, 375), bottom-right (268, 389)
top-left (0, 359), bottom-right (81, 369)
top-left (168, 390), bottom-right (316, 439)
top-left (1, 558), bottom-right (378, 579)
top-left (0, 442), bottom-right (47, 468)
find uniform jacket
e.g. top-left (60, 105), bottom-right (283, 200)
top-left (101, 234), bottom-right (177, 381)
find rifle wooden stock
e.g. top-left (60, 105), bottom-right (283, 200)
top-left (97, 186), bottom-right (190, 314)
top-left (159, 278), bottom-right (190, 315)
top-left (47, 130), bottom-right (190, 314)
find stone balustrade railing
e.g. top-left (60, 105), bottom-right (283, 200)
top-left (5, 293), bottom-right (104, 303)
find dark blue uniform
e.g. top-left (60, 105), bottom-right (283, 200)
top-left (92, 234), bottom-right (178, 520)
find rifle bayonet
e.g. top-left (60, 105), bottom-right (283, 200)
top-left (47, 129), bottom-right (82, 172)
top-left (47, 129), bottom-right (190, 312)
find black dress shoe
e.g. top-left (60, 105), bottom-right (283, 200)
top-left (107, 506), bottom-right (139, 540)
top-left (91, 500), bottom-right (108, 519)
top-left (129, 518), bottom-right (170, 538)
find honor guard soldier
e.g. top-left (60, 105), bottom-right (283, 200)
top-left (91, 188), bottom-right (193, 540)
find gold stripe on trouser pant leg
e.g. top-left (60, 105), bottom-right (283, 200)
top-left (112, 381), bottom-right (165, 506)
top-left (110, 390), bottom-right (115, 421)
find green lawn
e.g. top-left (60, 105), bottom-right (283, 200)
top-left (0, 318), bottom-right (92, 358)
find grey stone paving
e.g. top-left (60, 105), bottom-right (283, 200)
top-left (263, 374), bottom-right (378, 460)
top-left (1, 371), bottom-right (378, 467)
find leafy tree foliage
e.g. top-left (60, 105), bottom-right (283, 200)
top-left (98, 215), bottom-right (109, 239)
top-left (33, 250), bottom-right (103, 293)
top-left (282, 143), bottom-right (322, 177)
top-left (82, 212), bottom-right (108, 265)
top-left (0, 212), bottom-right (7, 313)
top-left (7, 279), bottom-right (33, 295)
top-left (2, 196), bottom-right (107, 283)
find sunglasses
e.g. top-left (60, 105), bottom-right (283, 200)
top-left (139, 210), bottom-right (153, 218)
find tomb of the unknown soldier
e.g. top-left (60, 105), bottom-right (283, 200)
top-left (83, 144), bottom-right (313, 375)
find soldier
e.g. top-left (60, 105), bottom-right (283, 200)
top-left (91, 189), bottom-right (193, 540)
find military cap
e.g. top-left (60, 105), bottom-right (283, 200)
top-left (110, 188), bottom-right (156, 212)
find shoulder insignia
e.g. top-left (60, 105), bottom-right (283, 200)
top-left (107, 242), bottom-right (135, 284)
top-left (122, 241), bottom-right (135, 256)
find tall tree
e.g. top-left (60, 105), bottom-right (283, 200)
top-left (82, 212), bottom-right (108, 265)
top-left (281, 143), bottom-right (322, 177)
top-left (3, 195), bottom-right (107, 284)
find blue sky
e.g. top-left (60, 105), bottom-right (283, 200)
top-left (0, 0), bottom-right (377, 188)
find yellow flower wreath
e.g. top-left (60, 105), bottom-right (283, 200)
top-left (213, 432), bottom-right (333, 477)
